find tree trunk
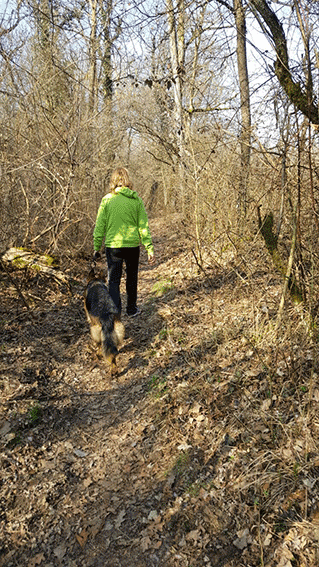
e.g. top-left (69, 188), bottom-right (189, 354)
top-left (100, 0), bottom-right (114, 104)
top-left (234, 0), bottom-right (251, 220)
top-left (88, 0), bottom-right (98, 115)
top-left (165, 0), bottom-right (186, 211)
top-left (249, 0), bottom-right (319, 124)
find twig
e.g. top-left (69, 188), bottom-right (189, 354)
top-left (0, 258), bottom-right (30, 310)
top-left (275, 205), bottom-right (298, 331)
top-left (191, 248), bottom-right (214, 287)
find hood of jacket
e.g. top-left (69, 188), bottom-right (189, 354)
top-left (114, 186), bottom-right (138, 199)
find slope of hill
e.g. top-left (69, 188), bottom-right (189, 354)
top-left (1, 215), bottom-right (319, 567)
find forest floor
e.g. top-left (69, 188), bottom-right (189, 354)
top-left (1, 214), bottom-right (319, 567)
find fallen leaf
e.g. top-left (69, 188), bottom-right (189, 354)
top-left (88, 518), bottom-right (104, 537)
top-left (74, 448), bottom-right (87, 458)
top-left (263, 533), bottom-right (272, 547)
top-left (177, 443), bottom-right (192, 451)
top-left (28, 553), bottom-right (45, 566)
top-left (53, 544), bottom-right (66, 559)
top-left (233, 528), bottom-right (252, 550)
top-left (186, 529), bottom-right (201, 542)
top-left (282, 448), bottom-right (293, 459)
top-left (196, 414), bottom-right (206, 422)
top-left (40, 460), bottom-right (55, 470)
top-left (115, 509), bottom-right (126, 528)
top-left (245, 368), bottom-right (261, 377)
top-left (261, 399), bottom-right (271, 411)
top-left (0, 421), bottom-right (11, 437)
top-left (4, 433), bottom-right (15, 443)
top-left (141, 536), bottom-right (151, 551)
top-left (164, 473), bottom-right (176, 494)
top-left (191, 402), bottom-right (202, 415)
top-left (76, 529), bottom-right (88, 548)
top-left (294, 439), bottom-right (303, 452)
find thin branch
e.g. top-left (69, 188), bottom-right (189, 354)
top-left (0, 258), bottom-right (30, 311)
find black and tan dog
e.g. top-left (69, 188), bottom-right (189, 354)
top-left (84, 268), bottom-right (125, 376)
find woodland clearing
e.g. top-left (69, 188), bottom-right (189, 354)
top-left (1, 215), bottom-right (319, 567)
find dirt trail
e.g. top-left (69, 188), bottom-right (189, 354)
top-left (0, 215), bottom-right (195, 567)
top-left (1, 215), bottom-right (319, 567)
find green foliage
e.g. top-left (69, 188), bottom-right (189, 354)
top-left (11, 251), bottom-right (59, 271)
top-left (43, 254), bottom-right (59, 268)
top-left (148, 375), bottom-right (168, 398)
top-left (12, 257), bottom-right (28, 268)
top-left (151, 278), bottom-right (174, 297)
top-left (28, 403), bottom-right (42, 425)
top-left (159, 327), bottom-right (168, 340)
top-left (293, 462), bottom-right (300, 477)
top-left (173, 451), bottom-right (190, 475)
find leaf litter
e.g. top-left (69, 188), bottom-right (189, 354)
top-left (1, 215), bottom-right (319, 566)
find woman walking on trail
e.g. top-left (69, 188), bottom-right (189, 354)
top-left (93, 167), bottom-right (155, 317)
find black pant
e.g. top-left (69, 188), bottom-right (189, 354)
top-left (105, 247), bottom-right (140, 315)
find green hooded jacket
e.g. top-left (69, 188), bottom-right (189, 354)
top-left (93, 186), bottom-right (154, 255)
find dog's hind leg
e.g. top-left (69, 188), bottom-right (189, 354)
top-left (113, 319), bottom-right (125, 348)
top-left (101, 348), bottom-right (119, 378)
top-left (110, 356), bottom-right (118, 378)
top-left (90, 324), bottom-right (102, 345)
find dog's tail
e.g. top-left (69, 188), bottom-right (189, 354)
top-left (101, 315), bottom-right (125, 375)
top-left (101, 316), bottom-right (118, 358)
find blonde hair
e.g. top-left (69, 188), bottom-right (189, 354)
top-left (109, 167), bottom-right (133, 193)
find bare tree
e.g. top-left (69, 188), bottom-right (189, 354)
top-left (234, 0), bottom-right (251, 220)
top-left (165, 0), bottom-right (187, 209)
top-left (249, 0), bottom-right (319, 124)
top-left (88, 0), bottom-right (98, 114)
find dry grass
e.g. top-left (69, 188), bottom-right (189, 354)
top-left (1, 214), bottom-right (319, 566)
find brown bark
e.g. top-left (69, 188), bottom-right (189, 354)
top-left (234, 0), bottom-right (251, 218)
top-left (249, 0), bottom-right (319, 124)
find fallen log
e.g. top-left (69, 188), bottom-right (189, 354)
top-left (2, 247), bottom-right (69, 285)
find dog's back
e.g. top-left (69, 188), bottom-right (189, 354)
top-left (84, 278), bottom-right (124, 375)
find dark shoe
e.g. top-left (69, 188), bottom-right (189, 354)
top-left (127, 307), bottom-right (141, 318)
